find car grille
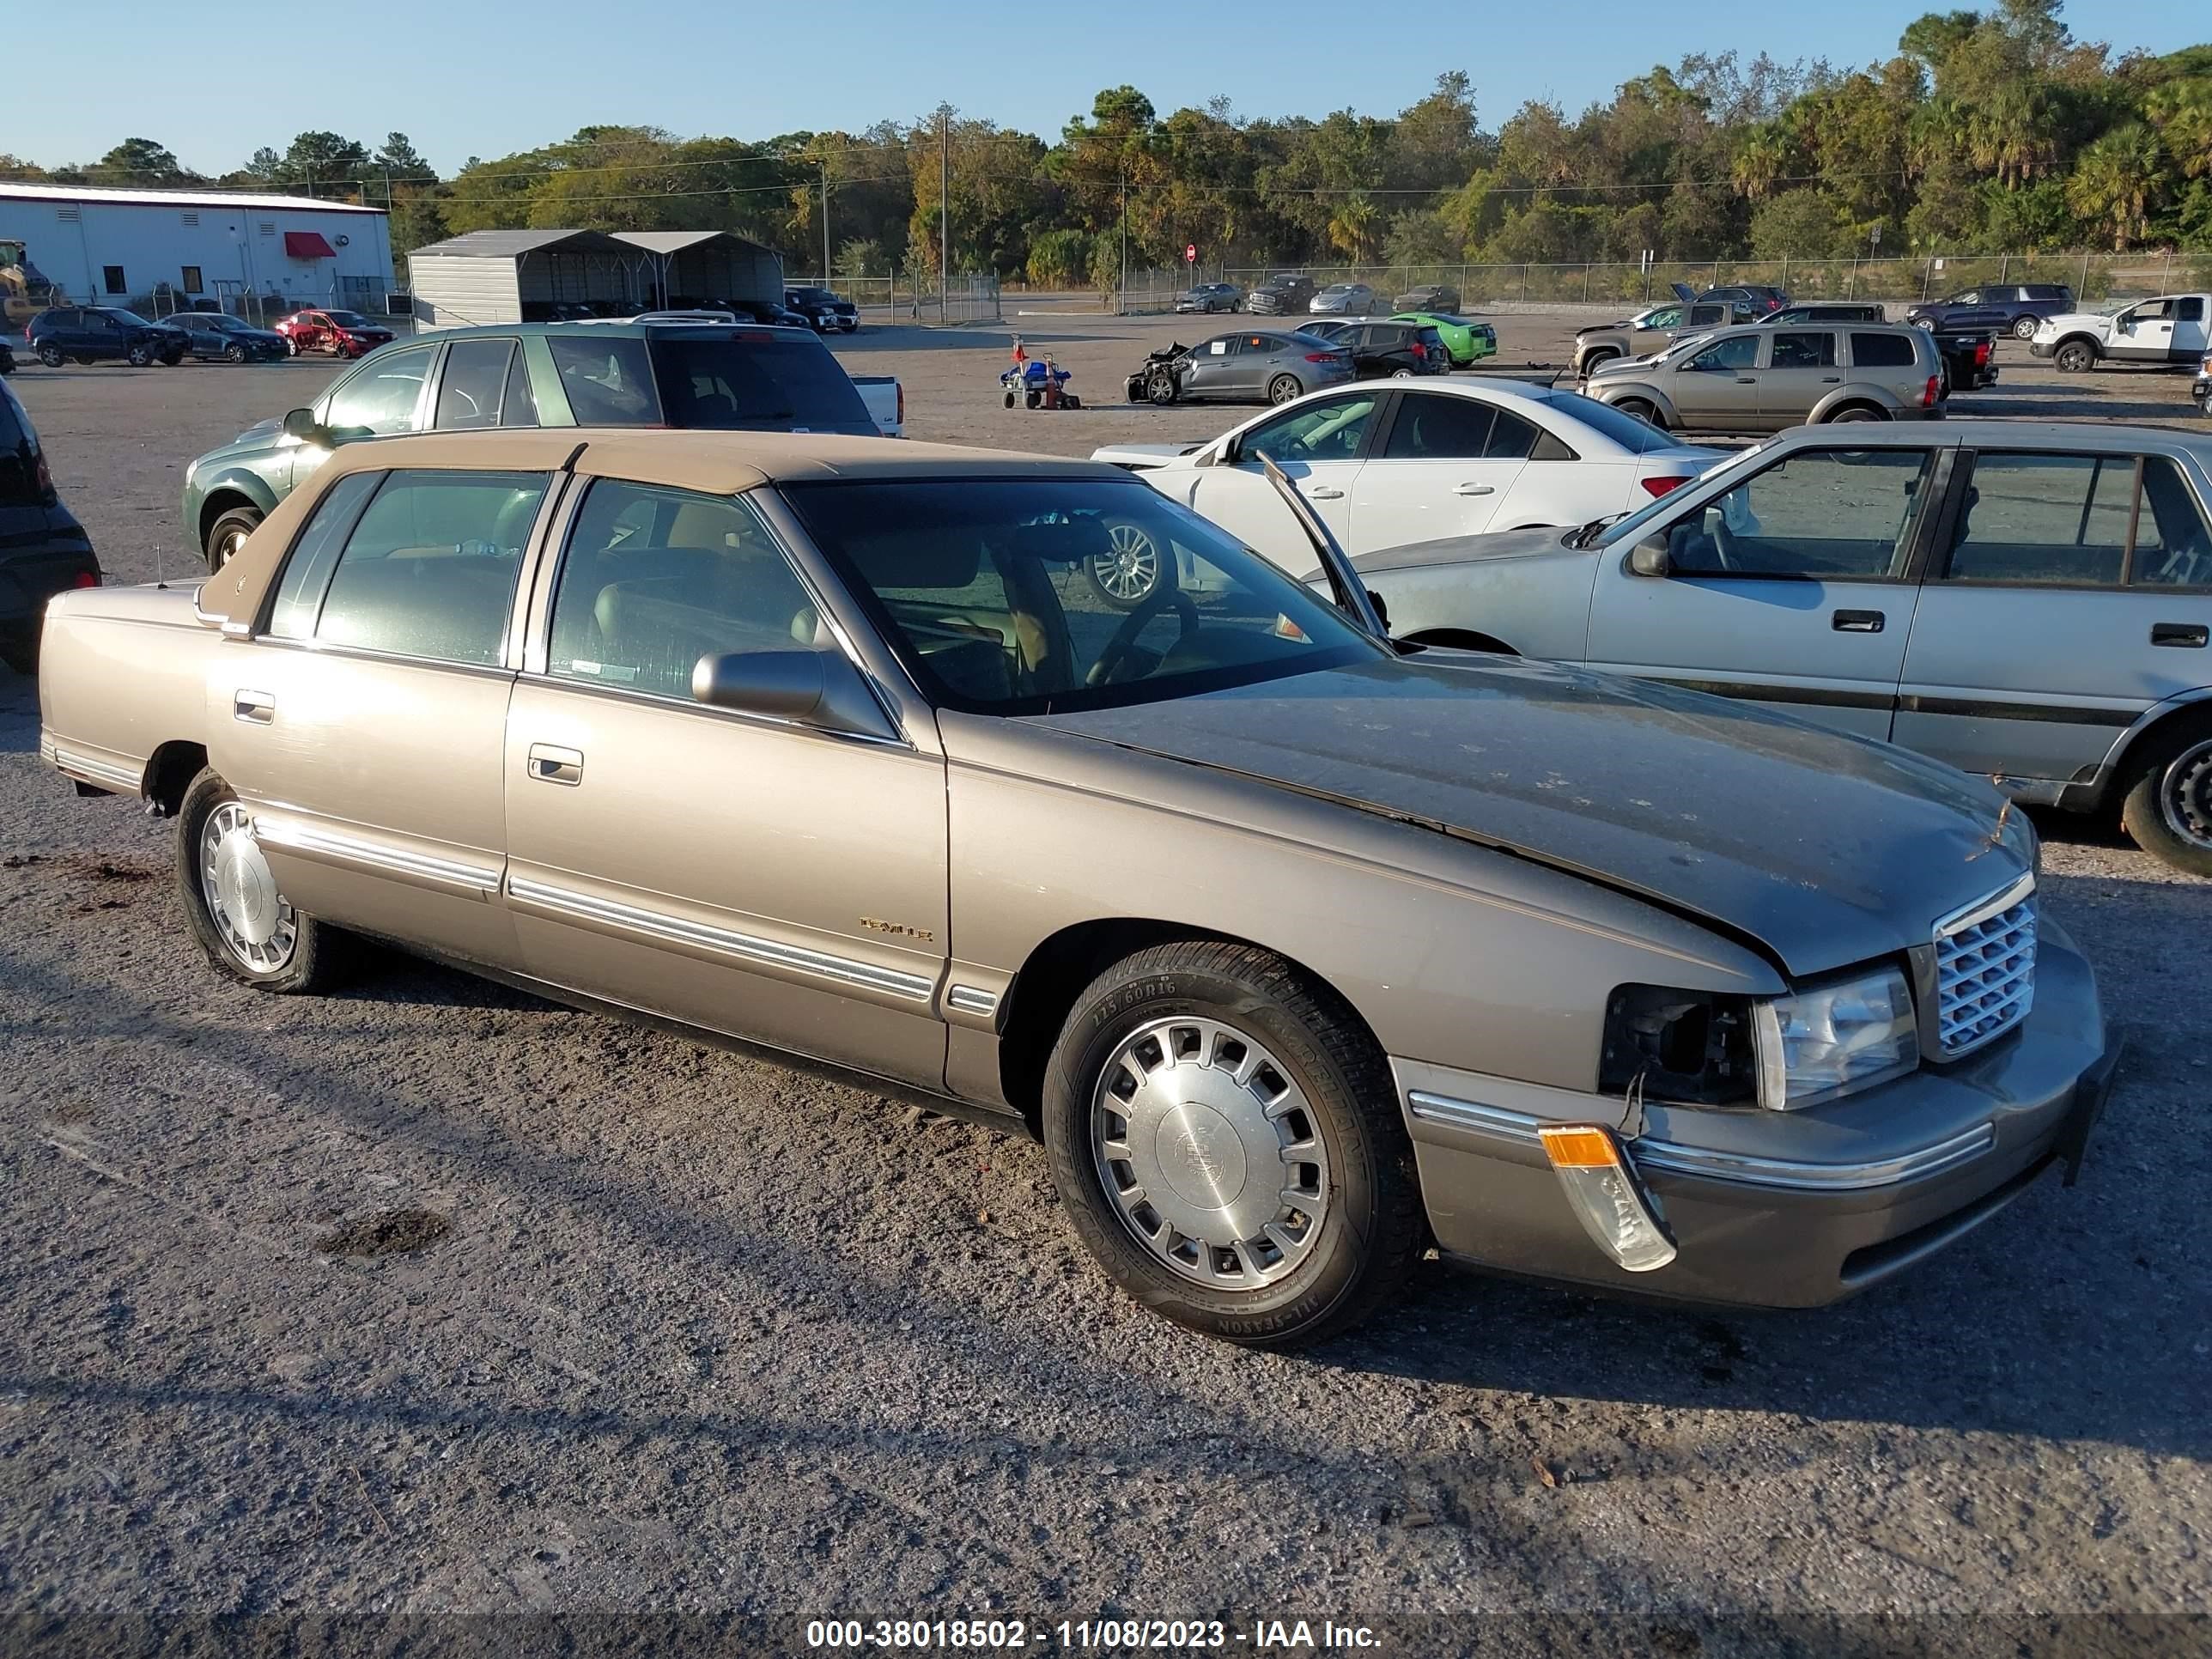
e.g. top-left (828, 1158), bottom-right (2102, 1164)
top-left (1934, 880), bottom-right (2037, 1055)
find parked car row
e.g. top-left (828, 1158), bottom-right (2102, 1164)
top-left (34, 416), bottom-right (2123, 1348)
top-left (22, 304), bottom-right (348, 368)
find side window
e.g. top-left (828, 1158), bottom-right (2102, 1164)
top-left (1685, 335), bottom-right (1759, 373)
top-left (1382, 394), bottom-right (1495, 459)
top-left (1770, 331), bottom-right (1836, 369)
top-left (434, 338), bottom-right (514, 431)
top-left (1644, 307), bottom-right (1682, 329)
top-left (1945, 454), bottom-right (2134, 586)
top-left (546, 482), bottom-right (819, 701)
top-left (323, 343), bottom-right (434, 438)
top-left (547, 336), bottom-right (657, 424)
top-left (313, 469), bottom-right (550, 665)
top-left (264, 471), bottom-right (382, 639)
top-left (1484, 408), bottom-right (1540, 460)
top-left (1239, 393), bottom-right (1380, 465)
top-left (1687, 304), bottom-right (1727, 327)
top-left (1848, 332), bottom-right (1917, 368)
top-left (502, 347), bottom-right (541, 428)
top-left (2178, 297), bottom-right (2205, 324)
top-left (2134, 458), bottom-right (2212, 587)
top-left (1662, 449), bottom-right (1930, 579)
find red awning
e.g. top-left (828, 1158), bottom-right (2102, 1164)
top-left (283, 230), bottom-right (336, 259)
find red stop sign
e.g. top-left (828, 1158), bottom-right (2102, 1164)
top-left (1185, 244), bottom-right (1196, 263)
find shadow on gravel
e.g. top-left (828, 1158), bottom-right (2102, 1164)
top-left (11, 901), bottom-right (2208, 1467)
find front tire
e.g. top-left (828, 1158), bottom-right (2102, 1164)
top-left (176, 769), bottom-right (349, 993)
top-left (127, 343), bottom-right (155, 368)
top-left (2055, 340), bottom-right (2096, 374)
top-left (2119, 717), bottom-right (2212, 878)
top-left (1613, 396), bottom-right (1663, 427)
top-left (1267, 374), bottom-right (1302, 405)
top-left (225, 343), bottom-right (247, 364)
top-left (1146, 368), bottom-right (1179, 405)
top-left (1042, 940), bottom-right (1424, 1348)
top-left (205, 504), bottom-right (264, 571)
top-left (2012, 315), bottom-right (2040, 340)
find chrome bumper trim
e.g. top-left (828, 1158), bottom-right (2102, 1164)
top-left (47, 738), bottom-right (143, 793)
top-left (1407, 1091), bottom-right (1542, 1143)
top-left (507, 875), bottom-right (935, 1003)
top-left (255, 816), bottom-right (501, 896)
top-left (946, 984), bottom-right (1000, 1017)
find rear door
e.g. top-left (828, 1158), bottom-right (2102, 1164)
top-left (1185, 389), bottom-right (1379, 560)
top-left (1757, 329), bottom-right (1843, 425)
top-left (1893, 447), bottom-right (2212, 783)
top-left (1583, 442), bottom-right (1942, 739)
top-left (1350, 391), bottom-right (1528, 550)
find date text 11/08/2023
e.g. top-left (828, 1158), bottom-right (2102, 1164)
top-left (805, 1620), bottom-right (1382, 1650)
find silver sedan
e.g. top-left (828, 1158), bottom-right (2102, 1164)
top-left (1309, 283), bottom-right (1379, 316)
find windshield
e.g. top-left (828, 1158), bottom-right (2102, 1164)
top-left (783, 478), bottom-right (1389, 715)
top-left (1536, 389), bottom-right (1680, 454)
top-left (325, 310), bottom-right (369, 327)
top-left (1593, 442), bottom-right (1771, 548)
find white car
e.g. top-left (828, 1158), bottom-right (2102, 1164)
top-left (1091, 380), bottom-right (1722, 595)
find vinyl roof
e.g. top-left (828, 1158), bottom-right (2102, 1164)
top-left (0, 181), bottom-right (384, 215)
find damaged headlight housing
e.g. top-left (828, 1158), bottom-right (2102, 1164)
top-left (1753, 967), bottom-right (1918, 1109)
top-left (1602, 969), bottom-right (1920, 1112)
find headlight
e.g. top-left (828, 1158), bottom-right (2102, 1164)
top-left (1753, 966), bottom-right (1917, 1109)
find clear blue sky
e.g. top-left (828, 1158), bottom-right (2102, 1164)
top-left (27, 0), bottom-right (2206, 177)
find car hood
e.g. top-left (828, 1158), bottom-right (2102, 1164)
top-left (1091, 441), bottom-right (1206, 469)
top-left (1351, 522), bottom-right (1585, 574)
top-left (1021, 658), bottom-right (2029, 977)
top-left (2038, 310), bottom-right (2112, 335)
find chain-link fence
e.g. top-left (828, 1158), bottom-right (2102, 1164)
top-left (792, 273), bottom-right (1000, 325)
top-left (1111, 251), bottom-right (2212, 314)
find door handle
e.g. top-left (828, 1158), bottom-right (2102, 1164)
top-left (2151, 622), bottom-right (2209, 647)
top-left (1305, 486), bottom-right (1345, 500)
top-left (234, 689), bottom-right (274, 724)
top-left (1735, 376), bottom-right (1757, 384)
top-left (526, 743), bottom-right (584, 785)
top-left (1832, 610), bottom-right (1886, 633)
top-left (1820, 375), bottom-right (1840, 383)
top-left (1453, 483), bottom-right (1496, 496)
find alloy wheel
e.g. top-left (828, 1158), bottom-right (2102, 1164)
top-left (199, 802), bottom-right (297, 974)
top-left (2161, 739), bottom-right (2212, 851)
top-left (1089, 523), bottom-right (1162, 604)
top-left (1089, 1015), bottom-right (1330, 1291)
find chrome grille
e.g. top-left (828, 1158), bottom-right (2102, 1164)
top-left (1934, 880), bottom-right (2037, 1055)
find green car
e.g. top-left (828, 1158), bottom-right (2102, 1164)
top-left (181, 319), bottom-right (881, 570)
top-left (1389, 312), bottom-right (1496, 368)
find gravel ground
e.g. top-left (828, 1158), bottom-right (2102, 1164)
top-left (1, 323), bottom-right (2207, 1652)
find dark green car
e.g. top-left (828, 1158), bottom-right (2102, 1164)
top-left (182, 320), bottom-right (879, 569)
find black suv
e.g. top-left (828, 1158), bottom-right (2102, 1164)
top-left (1906, 283), bottom-right (2075, 340)
top-left (1298, 319), bottom-right (1449, 379)
top-left (0, 376), bottom-right (99, 673)
top-left (1245, 274), bottom-right (1318, 316)
top-left (27, 306), bottom-right (186, 368)
top-left (784, 286), bottom-right (860, 332)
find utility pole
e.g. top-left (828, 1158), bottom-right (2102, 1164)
top-left (939, 108), bottom-right (951, 325)
top-left (820, 161), bottom-right (831, 283)
top-left (1118, 164), bottom-right (1128, 317)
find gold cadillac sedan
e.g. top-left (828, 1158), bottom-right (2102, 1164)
top-left (37, 429), bottom-right (2116, 1346)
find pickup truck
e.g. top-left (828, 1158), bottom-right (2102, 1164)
top-left (181, 319), bottom-right (898, 570)
top-left (2031, 294), bottom-right (2212, 373)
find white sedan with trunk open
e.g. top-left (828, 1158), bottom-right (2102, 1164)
top-left (1087, 379), bottom-right (1722, 602)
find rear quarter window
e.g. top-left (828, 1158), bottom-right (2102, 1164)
top-left (1849, 332), bottom-right (1918, 369)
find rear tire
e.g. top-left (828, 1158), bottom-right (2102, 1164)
top-left (1267, 374), bottom-right (1302, 405)
top-left (2055, 340), bottom-right (2096, 374)
top-left (1041, 939), bottom-right (1424, 1348)
top-left (2118, 715), bottom-right (2212, 878)
top-left (175, 769), bottom-right (351, 994)
top-left (2011, 315), bottom-right (2039, 341)
top-left (1825, 403), bottom-right (1888, 423)
top-left (35, 342), bottom-right (64, 368)
top-left (205, 505), bottom-right (264, 572)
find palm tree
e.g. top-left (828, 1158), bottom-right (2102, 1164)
top-left (1729, 128), bottom-right (1791, 201)
top-left (2066, 125), bottom-right (2166, 251)
top-left (1326, 194), bottom-right (1378, 263)
top-left (2145, 79), bottom-right (2212, 180)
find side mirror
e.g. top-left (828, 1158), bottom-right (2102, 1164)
top-left (1628, 535), bottom-right (1672, 578)
top-left (281, 407), bottom-right (326, 445)
top-left (692, 648), bottom-right (893, 740)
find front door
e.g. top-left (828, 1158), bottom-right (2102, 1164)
top-left (501, 476), bottom-right (950, 1087)
top-left (1182, 336), bottom-right (1246, 398)
top-left (283, 341), bottom-right (440, 495)
top-left (1184, 391), bottom-right (1378, 565)
top-left (1584, 443), bottom-right (1941, 739)
top-left (1668, 332), bottom-right (1766, 431)
top-left (1894, 448), bottom-right (2212, 782)
top-left (210, 463), bottom-right (556, 965)
top-left (1349, 389), bottom-right (1527, 550)
top-left (2108, 300), bottom-right (2176, 362)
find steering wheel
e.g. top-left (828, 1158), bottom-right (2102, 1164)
top-left (1086, 587), bottom-right (1200, 687)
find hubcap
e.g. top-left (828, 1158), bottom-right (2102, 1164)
top-left (200, 801), bottom-right (297, 972)
top-left (1091, 525), bottom-right (1160, 602)
top-left (214, 526), bottom-right (248, 568)
top-left (2161, 740), bottom-right (2212, 850)
top-left (1091, 1016), bottom-right (1329, 1291)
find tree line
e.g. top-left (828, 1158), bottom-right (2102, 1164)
top-left (5, 3), bottom-right (2207, 284)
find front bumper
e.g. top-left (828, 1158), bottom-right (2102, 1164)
top-left (2029, 339), bottom-right (2058, 358)
top-left (1395, 920), bottom-right (2113, 1309)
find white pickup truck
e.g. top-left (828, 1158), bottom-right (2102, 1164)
top-left (2032, 293), bottom-right (2212, 373)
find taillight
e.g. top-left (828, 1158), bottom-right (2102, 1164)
top-left (33, 451), bottom-right (52, 495)
top-left (1638, 476), bottom-right (1692, 498)
top-left (1974, 339), bottom-right (1991, 366)
top-left (896, 382), bottom-right (905, 428)
top-left (71, 569), bottom-right (98, 588)
top-left (1304, 353), bottom-right (1334, 363)
top-left (1923, 375), bottom-right (1942, 408)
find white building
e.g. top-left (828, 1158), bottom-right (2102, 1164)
top-left (0, 182), bottom-right (394, 315)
